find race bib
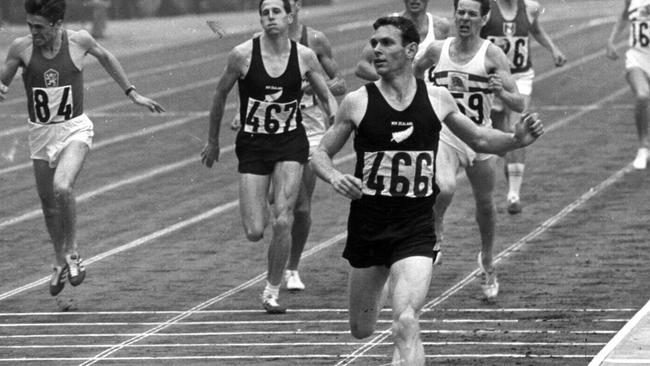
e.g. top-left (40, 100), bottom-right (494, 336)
top-left (31, 85), bottom-right (74, 123)
top-left (631, 20), bottom-right (650, 48)
top-left (243, 98), bottom-right (299, 134)
top-left (488, 36), bottom-right (529, 70)
top-left (362, 150), bottom-right (435, 198)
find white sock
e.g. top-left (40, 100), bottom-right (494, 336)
top-left (264, 281), bottom-right (280, 298)
top-left (507, 163), bottom-right (525, 201)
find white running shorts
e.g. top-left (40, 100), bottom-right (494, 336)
top-left (493, 68), bottom-right (535, 111)
top-left (28, 114), bottom-right (94, 168)
top-left (625, 48), bottom-right (650, 77)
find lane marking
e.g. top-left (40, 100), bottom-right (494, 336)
top-left (589, 298), bottom-right (650, 366)
top-left (0, 341), bottom-right (607, 349)
top-left (0, 354), bottom-right (595, 362)
top-left (0, 329), bottom-right (618, 340)
top-left (0, 307), bottom-right (636, 316)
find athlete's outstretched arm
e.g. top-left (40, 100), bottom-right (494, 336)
top-left (201, 48), bottom-right (242, 168)
top-left (413, 41), bottom-right (442, 79)
top-left (310, 30), bottom-right (347, 96)
top-left (486, 44), bottom-right (525, 113)
top-left (526, 0), bottom-right (566, 66)
top-left (354, 44), bottom-right (380, 82)
top-left (82, 31), bottom-right (164, 112)
top-left (606, 0), bottom-right (632, 60)
top-left (303, 49), bottom-right (338, 123)
top-left (312, 91), bottom-right (363, 200)
top-left (0, 38), bottom-right (25, 101)
top-left (432, 86), bottom-right (543, 154)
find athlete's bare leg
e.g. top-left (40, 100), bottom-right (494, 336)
top-left (287, 162), bottom-right (317, 271)
top-left (33, 141), bottom-right (89, 266)
top-left (239, 173), bottom-right (272, 242)
top-left (267, 161), bottom-right (303, 286)
top-left (348, 265), bottom-right (390, 339)
top-left (465, 157), bottom-right (497, 271)
top-left (389, 256), bottom-right (432, 366)
top-left (627, 68), bottom-right (650, 148)
top-left (433, 143), bottom-right (462, 255)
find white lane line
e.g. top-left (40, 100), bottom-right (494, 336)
top-left (589, 298), bottom-right (650, 366)
top-left (0, 113), bottom-right (210, 176)
top-left (0, 307), bottom-right (636, 316)
top-left (0, 329), bottom-right (618, 340)
top-left (0, 353), bottom-right (596, 362)
top-left (77, 232), bottom-right (348, 366)
top-left (0, 319), bottom-right (526, 327)
top-left (0, 341), bottom-right (607, 350)
top-left (603, 360), bottom-right (650, 364)
top-left (0, 152), bottom-right (353, 302)
top-left (0, 318), bottom-right (628, 326)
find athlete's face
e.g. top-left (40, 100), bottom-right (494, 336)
top-left (370, 25), bottom-right (417, 77)
top-left (26, 14), bottom-right (60, 47)
top-left (289, 0), bottom-right (301, 16)
top-left (403, 0), bottom-right (429, 13)
top-left (259, 0), bottom-right (293, 35)
top-left (454, 0), bottom-right (486, 38)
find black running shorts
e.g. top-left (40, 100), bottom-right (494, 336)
top-left (344, 197), bottom-right (436, 268)
top-left (235, 127), bottom-right (309, 175)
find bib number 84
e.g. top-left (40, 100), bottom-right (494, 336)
top-left (32, 86), bottom-right (73, 123)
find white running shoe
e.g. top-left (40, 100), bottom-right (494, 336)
top-left (261, 292), bottom-right (286, 314)
top-left (632, 148), bottom-right (648, 170)
top-left (284, 270), bottom-right (305, 291)
top-left (65, 253), bottom-right (86, 286)
top-left (477, 252), bottom-right (499, 299)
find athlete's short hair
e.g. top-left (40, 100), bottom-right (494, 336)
top-left (373, 16), bottom-right (421, 45)
top-left (258, 0), bottom-right (292, 15)
top-left (453, 0), bottom-right (490, 16)
top-left (25, 0), bottom-right (66, 24)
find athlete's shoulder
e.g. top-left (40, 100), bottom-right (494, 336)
top-left (522, 0), bottom-right (542, 20)
top-left (66, 29), bottom-right (96, 54)
top-left (424, 83), bottom-right (457, 119)
top-left (306, 27), bottom-right (332, 51)
top-left (8, 35), bottom-right (32, 54)
top-left (231, 39), bottom-right (253, 60)
top-left (339, 85), bottom-right (369, 125)
top-left (7, 35), bottom-right (32, 64)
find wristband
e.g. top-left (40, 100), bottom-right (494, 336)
top-left (124, 85), bottom-right (136, 96)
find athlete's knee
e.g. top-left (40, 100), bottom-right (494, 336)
top-left (392, 306), bottom-right (419, 341)
top-left (40, 202), bottom-right (59, 219)
top-left (293, 203), bottom-right (311, 223)
top-left (349, 319), bottom-right (376, 339)
top-left (243, 222), bottom-right (266, 242)
top-left (474, 196), bottom-right (496, 216)
top-left (52, 180), bottom-right (74, 200)
top-left (636, 92), bottom-right (650, 107)
top-left (271, 210), bottom-right (294, 235)
top-left (435, 174), bottom-right (456, 200)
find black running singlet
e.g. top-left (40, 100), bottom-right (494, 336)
top-left (480, 0), bottom-right (533, 73)
top-left (237, 36), bottom-right (303, 135)
top-left (354, 79), bottom-right (441, 211)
